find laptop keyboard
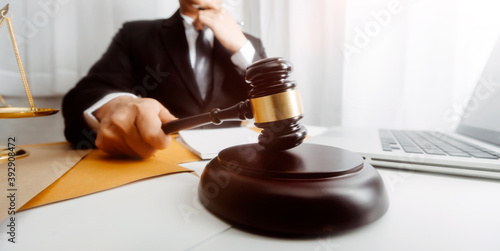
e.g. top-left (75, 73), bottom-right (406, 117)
top-left (379, 130), bottom-right (500, 159)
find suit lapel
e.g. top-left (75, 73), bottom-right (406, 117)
top-left (160, 11), bottom-right (203, 105)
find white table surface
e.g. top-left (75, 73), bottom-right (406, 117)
top-left (2, 149), bottom-right (500, 251)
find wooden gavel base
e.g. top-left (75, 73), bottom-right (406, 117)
top-left (198, 143), bottom-right (389, 236)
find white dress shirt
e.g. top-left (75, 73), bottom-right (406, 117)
top-left (83, 13), bottom-right (256, 129)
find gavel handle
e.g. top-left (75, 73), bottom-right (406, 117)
top-left (161, 101), bottom-right (254, 135)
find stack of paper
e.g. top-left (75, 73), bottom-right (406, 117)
top-left (178, 127), bottom-right (259, 159)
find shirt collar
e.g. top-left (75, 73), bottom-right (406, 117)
top-left (180, 12), bottom-right (195, 30)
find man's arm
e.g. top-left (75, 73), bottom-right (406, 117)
top-left (62, 24), bottom-right (137, 148)
top-left (62, 23), bottom-right (176, 158)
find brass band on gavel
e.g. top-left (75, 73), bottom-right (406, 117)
top-left (250, 89), bottom-right (304, 123)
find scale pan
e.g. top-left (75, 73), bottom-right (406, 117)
top-left (0, 147), bottom-right (29, 163)
top-left (0, 107), bottom-right (59, 118)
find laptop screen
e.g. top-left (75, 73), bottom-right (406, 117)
top-left (456, 35), bottom-right (500, 146)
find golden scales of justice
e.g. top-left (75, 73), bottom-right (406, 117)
top-left (1, 4), bottom-right (59, 161)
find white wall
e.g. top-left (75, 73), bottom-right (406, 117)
top-left (1, 0), bottom-right (180, 97)
top-left (341, 0), bottom-right (500, 130)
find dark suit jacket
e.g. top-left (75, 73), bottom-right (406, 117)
top-left (62, 10), bottom-right (266, 147)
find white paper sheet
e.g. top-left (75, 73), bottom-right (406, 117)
top-left (178, 128), bottom-right (259, 159)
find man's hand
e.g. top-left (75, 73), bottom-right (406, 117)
top-left (192, 2), bottom-right (248, 54)
top-left (93, 96), bottom-right (177, 158)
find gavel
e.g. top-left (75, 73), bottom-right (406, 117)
top-left (161, 57), bottom-right (307, 151)
top-left (164, 57), bottom-right (389, 236)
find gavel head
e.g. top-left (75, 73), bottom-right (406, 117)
top-left (245, 57), bottom-right (307, 151)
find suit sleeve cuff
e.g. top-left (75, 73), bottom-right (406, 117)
top-left (231, 40), bottom-right (256, 70)
top-left (83, 92), bottom-right (138, 130)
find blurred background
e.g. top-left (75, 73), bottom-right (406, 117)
top-left (1, 0), bottom-right (500, 144)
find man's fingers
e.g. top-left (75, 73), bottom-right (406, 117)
top-left (134, 100), bottom-right (173, 150)
top-left (111, 109), bottom-right (158, 157)
top-left (194, 7), bottom-right (247, 53)
top-left (202, 0), bottom-right (221, 10)
top-left (96, 123), bottom-right (137, 158)
top-left (98, 106), bottom-right (158, 158)
top-left (93, 96), bottom-right (176, 159)
top-left (159, 107), bottom-right (177, 124)
top-left (194, 7), bottom-right (221, 30)
top-left (192, 14), bottom-right (207, 31)
top-left (120, 125), bottom-right (157, 159)
top-left (194, 0), bottom-right (221, 10)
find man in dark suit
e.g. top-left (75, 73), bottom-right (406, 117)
top-left (62, 0), bottom-right (266, 158)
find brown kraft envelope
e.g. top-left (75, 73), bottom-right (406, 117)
top-left (1, 137), bottom-right (199, 222)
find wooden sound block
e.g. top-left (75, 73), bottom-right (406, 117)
top-left (198, 143), bottom-right (389, 236)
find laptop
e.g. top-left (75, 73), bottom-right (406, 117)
top-left (307, 36), bottom-right (500, 180)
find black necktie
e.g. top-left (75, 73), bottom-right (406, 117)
top-left (194, 29), bottom-right (213, 100)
